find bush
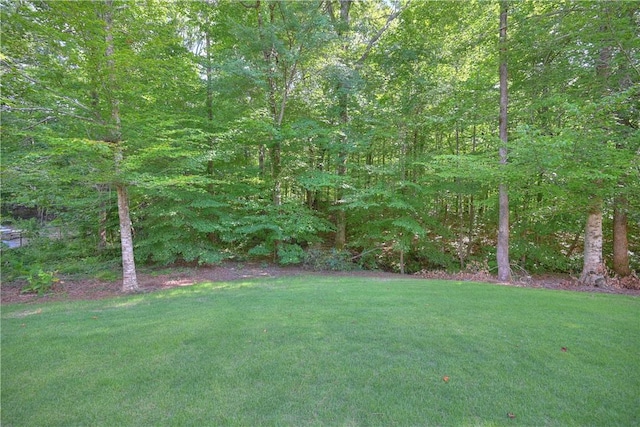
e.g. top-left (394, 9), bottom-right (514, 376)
top-left (1, 237), bottom-right (121, 281)
top-left (277, 243), bottom-right (306, 266)
top-left (303, 248), bottom-right (358, 271)
top-left (21, 268), bottom-right (59, 295)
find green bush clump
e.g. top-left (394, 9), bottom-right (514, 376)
top-left (20, 268), bottom-right (59, 295)
top-left (277, 243), bottom-right (306, 266)
top-left (303, 248), bottom-right (357, 271)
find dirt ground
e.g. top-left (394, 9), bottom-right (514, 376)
top-left (2, 263), bottom-right (639, 304)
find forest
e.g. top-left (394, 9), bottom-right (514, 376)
top-left (1, 0), bottom-right (638, 291)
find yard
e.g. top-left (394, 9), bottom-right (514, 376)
top-left (2, 273), bottom-right (639, 426)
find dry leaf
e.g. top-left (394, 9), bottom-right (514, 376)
top-left (443, 376), bottom-right (450, 383)
top-left (507, 412), bottom-right (516, 419)
top-left (561, 347), bottom-right (567, 352)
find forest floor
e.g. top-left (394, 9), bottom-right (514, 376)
top-left (2, 262), bottom-right (639, 304)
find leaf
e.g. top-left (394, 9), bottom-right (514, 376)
top-left (442, 376), bottom-right (449, 383)
top-left (507, 412), bottom-right (516, 419)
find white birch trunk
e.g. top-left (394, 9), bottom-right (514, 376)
top-left (579, 202), bottom-right (606, 287)
top-left (116, 183), bottom-right (139, 292)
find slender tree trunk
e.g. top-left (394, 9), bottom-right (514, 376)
top-left (335, 90), bottom-right (348, 250)
top-left (334, 0), bottom-right (351, 250)
top-left (205, 30), bottom-right (215, 181)
top-left (579, 201), bottom-right (606, 286)
top-left (272, 142), bottom-right (282, 206)
top-left (327, 0), bottom-right (399, 250)
top-left (497, 0), bottom-right (511, 282)
top-left (98, 206), bottom-right (107, 250)
top-left (204, 26), bottom-right (219, 244)
top-left (611, 13), bottom-right (633, 278)
top-left (256, 0), bottom-right (287, 207)
top-left (259, 145), bottom-right (265, 176)
top-left (97, 185), bottom-right (108, 251)
top-left (105, 0), bottom-right (138, 292)
top-left (612, 198), bottom-right (631, 276)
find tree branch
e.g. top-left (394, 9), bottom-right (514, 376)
top-left (20, 116), bottom-right (57, 132)
top-left (355, 4), bottom-right (405, 67)
top-left (2, 58), bottom-right (94, 113)
top-left (239, 1), bottom-right (258, 9)
top-left (3, 103), bottom-right (104, 125)
top-left (325, 0), bottom-right (336, 25)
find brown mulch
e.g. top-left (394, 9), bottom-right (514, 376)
top-left (2, 263), bottom-right (639, 305)
top-left (414, 270), bottom-right (640, 295)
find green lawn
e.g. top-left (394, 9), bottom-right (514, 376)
top-left (2, 276), bottom-right (639, 426)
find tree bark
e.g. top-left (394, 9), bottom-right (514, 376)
top-left (116, 184), bottom-right (139, 292)
top-left (97, 184), bottom-right (108, 251)
top-left (579, 201), bottom-right (606, 286)
top-left (497, 0), bottom-right (511, 282)
top-left (105, 0), bottom-right (138, 292)
top-left (612, 198), bottom-right (631, 276)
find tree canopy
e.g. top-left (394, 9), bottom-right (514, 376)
top-left (2, 0), bottom-right (638, 286)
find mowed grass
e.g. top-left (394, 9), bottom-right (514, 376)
top-left (2, 276), bottom-right (639, 426)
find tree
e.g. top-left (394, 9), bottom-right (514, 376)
top-left (577, 3), bottom-right (639, 286)
top-left (2, 0), bottom-right (637, 281)
top-left (324, 0), bottom-right (403, 249)
top-left (103, 0), bottom-right (138, 292)
top-left (497, 0), bottom-right (511, 282)
top-left (1, 0), bottom-right (206, 284)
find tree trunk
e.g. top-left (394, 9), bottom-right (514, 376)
top-left (105, 0), bottom-right (138, 292)
top-left (116, 183), bottom-right (139, 292)
top-left (272, 142), bottom-right (282, 207)
top-left (497, 184), bottom-right (510, 281)
top-left (205, 29), bottom-right (215, 182)
top-left (497, 0), bottom-right (511, 282)
top-left (333, 0), bottom-right (351, 250)
top-left (96, 184), bottom-right (109, 251)
top-left (335, 89), bottom-right (348, 250)
top-left (579, 201), bottom-right (606, 286)
top-left (612, 198), bottom-right (631, 276)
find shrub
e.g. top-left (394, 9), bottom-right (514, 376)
top-left (303, 248), bottom-right (357, 271)
top-left (21, 268), bottom-right (59, 295)
top-left (277, 243), bottom-right (306, 266)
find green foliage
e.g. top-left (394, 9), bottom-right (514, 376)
top-left (1, 0), bottom-right (638, 277)
top-left (1, 256), bottom-right (29, 283)
top-left (303, 248), bottom-right (358, 271)
top-left (276, 243), bottom-right (306, 266)
top-left (1, 236), bottom-right (120, 282)
top-left (20, 268), bottom-right (59, 295)
top-left (3, 252), bottom-right (60, 295)
top-left (510, 238), bottom-right (582, 274)
top-left (226, 200), bottom-right (334, 261)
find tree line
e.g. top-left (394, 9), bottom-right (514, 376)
top-left (1, 0), bottom-right (638, 291)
